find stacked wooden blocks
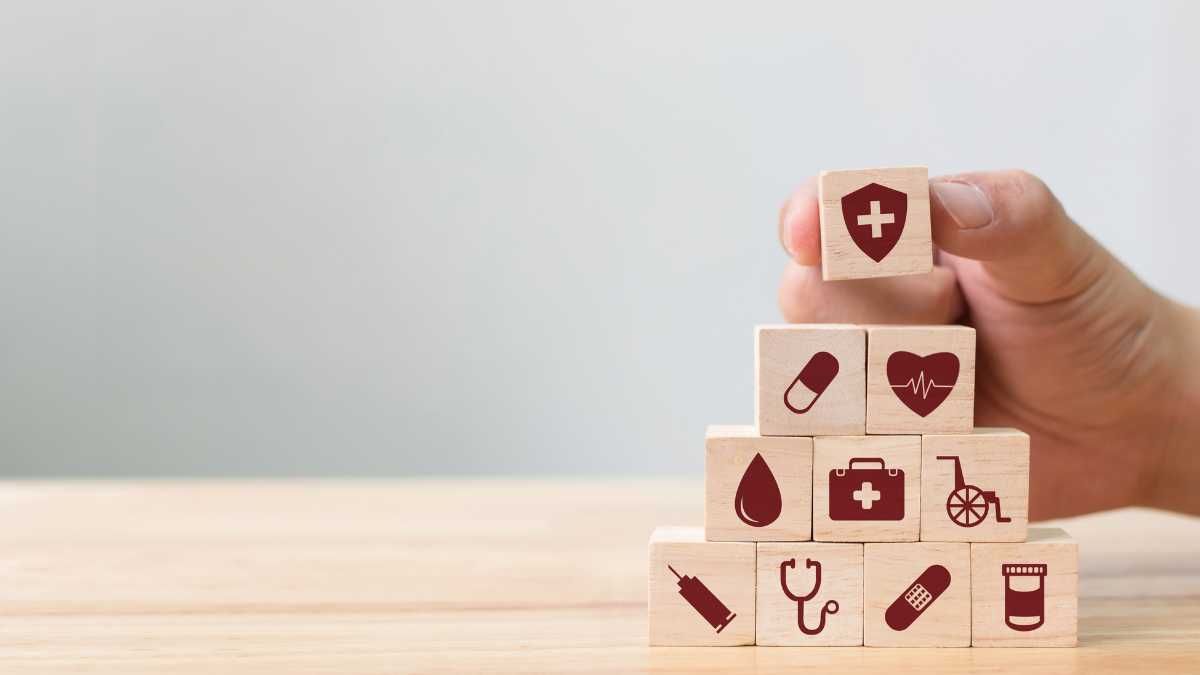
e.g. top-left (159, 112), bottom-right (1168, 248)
top-left (648, 167), bottom-right (1078, 648)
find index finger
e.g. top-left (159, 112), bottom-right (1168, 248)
top-left (777, 176), bottom-right (822, 266)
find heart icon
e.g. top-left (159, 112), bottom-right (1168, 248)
top-left (886, 351), bottom-right (959, 417)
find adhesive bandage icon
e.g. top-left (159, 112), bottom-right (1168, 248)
top-left (885, 564), bottom-right (951, 631)
top-left (784, 351), bottom-right (839, 414)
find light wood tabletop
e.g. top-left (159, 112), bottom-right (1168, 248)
top-left (2, 480), bottom-right (1198, 673)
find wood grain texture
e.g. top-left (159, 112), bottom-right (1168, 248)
top-left (755, 324), bottom-right (866, 436)
top-left (818, 166), bottom-right (933, 281)
top-left (757, 543), bottom-right (863, 646)
top-left (972, 528), bottom-right (1078, 647)
top-left (865, 542), bottom-right (972, 647)
top-left (866, 325), bottom-right (976, 434)
top-left (813, 435), bottom-right (922, 542)
top-left (0, 481), bottom-right (1198, 673)
top-left (648, 527), bottom-right (756, 645)
top-left (921, 428), bottom-right (1030, 542)
top-left (705, 426), bottom-right (812, 541)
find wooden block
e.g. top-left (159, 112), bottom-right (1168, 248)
top-left (971, 528), bottom-right (1078, 647)
top-left (813, 435), bottom-right (921, 542)
top-left (705, 426), bottom-right (813, 542)
top-left (818, 166), bottom-right (933, 281)
top-left (864, 542), bottom-right (971, 647)
top-left (921, 428), bottom-right (1030, 542)
top-left (866, 325), bottom-right (976, 434)
top-left (648, 526), bottom-right (756, 646)
top-left (755, 324), bottom-right (866, 436)
top-left (756, 543), bottom-right (864, 646)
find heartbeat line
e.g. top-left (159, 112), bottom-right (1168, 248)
top-left (890, 371), bottom-right (954, 399)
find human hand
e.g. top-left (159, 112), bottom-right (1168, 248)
top-left (777, 170), bottom-right (1200, 518)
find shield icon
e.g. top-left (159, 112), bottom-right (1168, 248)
top-left (841, 182), bottom-right (908, 263)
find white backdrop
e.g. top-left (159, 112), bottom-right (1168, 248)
top-left (2, 1), bottom-right (1197, 475)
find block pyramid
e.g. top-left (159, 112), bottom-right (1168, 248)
top-left (648, 167), bottom-right (1078, 648)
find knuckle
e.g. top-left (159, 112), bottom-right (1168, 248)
top-left (995, 169), bottom-right (1064, 231)
top-left (999, 169), bottom-right (1048, 203)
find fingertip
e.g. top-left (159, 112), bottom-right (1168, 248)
top-left (928, 170), bottom-right (1100, 303)
top-left (928, 169), bottom-right (1066, 261)
top-left (778, 176), bottom-right (822, 266)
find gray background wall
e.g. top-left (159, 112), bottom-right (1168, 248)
top-left (2, 1), bottom-right (1197, 476)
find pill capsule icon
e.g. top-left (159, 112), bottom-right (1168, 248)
top-left (783, 351), bottom-right (839, 414)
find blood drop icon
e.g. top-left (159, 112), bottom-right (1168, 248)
top-left (784, 351), bottom-right (839, 414)
top-left (733, 453), bottom-right (782, 527)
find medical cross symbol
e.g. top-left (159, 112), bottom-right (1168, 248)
top-left (853, 481), bottom-right (882, 510)
top-left (856, 200), bottom-right (895, 238)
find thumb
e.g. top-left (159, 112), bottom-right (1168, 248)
top-left (929, 170), bottom-right (1107, 303)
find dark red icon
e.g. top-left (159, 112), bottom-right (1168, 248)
top-left (784, 351), bottom-right (839, 414)
top-left (1003, 563), bottom-right (1047, 632)
top-left (886, 564), bottom-right (951, 631)
top-left (734, 453), bottom-right (782, 527)
top-left (841, 182), bottom-right (908, 262)
top-left (887, 351), bottom-right (959, 417)
top-left (668, 564), bottom-right (736, 633)
top-left (780, 558), bottom-right (839, 635)
top-left (829, 457), bottom-right (904, 521)
top-left (938, 455), bottom-right (1011, 528)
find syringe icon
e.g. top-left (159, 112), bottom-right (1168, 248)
top-left (668, 564), bottom-right (736, 633)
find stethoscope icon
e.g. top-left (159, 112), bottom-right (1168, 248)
top-left (779, 557), bottom-right (839, 635)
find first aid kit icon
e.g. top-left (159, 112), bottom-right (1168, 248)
top-left (828, 457), bottom-right (905, 521)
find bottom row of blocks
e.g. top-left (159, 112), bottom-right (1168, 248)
top-left (648, 526), bottom-right (1077, 647)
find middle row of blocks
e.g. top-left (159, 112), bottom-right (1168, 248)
top-left (706, 425), bottom-right (1029, 543)
top-left (756, 323), bottom-right (976, 436)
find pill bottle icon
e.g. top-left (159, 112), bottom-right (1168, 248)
top-left (784, 351), bottom-right (839, 414)
top-left (1002, 563), bottom-right (1047, 631)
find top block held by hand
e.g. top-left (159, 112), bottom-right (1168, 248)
top-left (818, 166), bottom-right (934, 281)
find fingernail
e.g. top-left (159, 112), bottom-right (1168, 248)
top-left (779, 203), bottom-right (797, 257)
top-left (932, 181), bottom-right (994, 229)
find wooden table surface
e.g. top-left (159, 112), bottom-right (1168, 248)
top-left (2, 480), bottom-right (1199, 673)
